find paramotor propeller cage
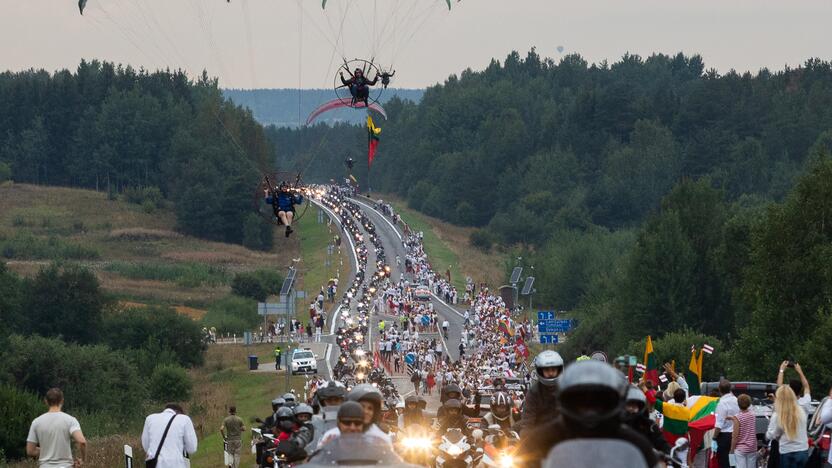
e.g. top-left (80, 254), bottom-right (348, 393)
top-left (334, 59), bottom-right (386, 108)
top-left (255, 171), bottom-right (310, 227)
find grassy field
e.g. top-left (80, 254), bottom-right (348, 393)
top-left (0, 183), bottom-right (291, 308)
top-left (187, 343), bottom-right (311, 468)
top-left (370, 193), bottom-right (505, 290)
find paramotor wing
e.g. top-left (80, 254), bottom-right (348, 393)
top-left (306, 99), bottom-right (387, 126)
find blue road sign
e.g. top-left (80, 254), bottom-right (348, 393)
top-left (405, 353), bottom-right (416, 365)
top-left (537, 311), bottom-right (555, 321)
top-left (537, 319), bottom-right (574, 333)
top-left (539, 334), bottom-right (559, 344)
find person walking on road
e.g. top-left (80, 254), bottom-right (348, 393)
top-left (141, 403), bottom-right (198, 468)
top-left (220, 406), bottom-right (245, 468)
top-left (26, 387), bottom-right (87, 468)
top-left (275, 345), bottom-right (283, 370)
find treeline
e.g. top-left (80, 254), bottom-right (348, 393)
top-left (0, 60), bottom-right (273, 248)
top-left (268, 51), bottom-right (832, 385)
top-left (0, 262), bottom-right (204, 460)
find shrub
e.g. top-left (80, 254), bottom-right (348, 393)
top-left (242, 213), bottom-right (274, 251)
top-left (0, 384), bottom-right (42, 461)
top-left (102, 306), bottom-right (205, 369)
top-left (231, 272), bottom-right (268, 301)
top-left (23, 264), bottom-right (105, 344)
top-left (149, 364), bottom-right (192, 402)
top-left (201, 295), bottom-right (259, 334)
top-left (469, 229), bottom-right (493, 252)
top-left (123, 186), bottom-right (163, 207)
top-left (0, 335), bottom-right (147, 418)
top-left (0, 161), bottom-right (11, 182)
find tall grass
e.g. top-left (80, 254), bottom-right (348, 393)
top-left (104, 261), bottom-right (229, 288)
top-left (0, 233), bottom-right (100, 260)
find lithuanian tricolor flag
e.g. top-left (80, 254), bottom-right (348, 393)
top-left (643, 335), bottom-right (658, 386)
top-left (653, 395), bottom-right (719, 460)
top-left (498, 319), bottom-right (513, 337)
top-left (367, 116), bottom-right (381, 167)
top-left (685, 348), bottom-right (704, 395)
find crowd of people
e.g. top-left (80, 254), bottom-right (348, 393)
top-left (22, 185), bottom-right (832, 468)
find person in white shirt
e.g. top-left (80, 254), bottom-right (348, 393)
top-left (776, 360), bottom-right (812, 415)
top-left (713, 379), bottom-right (740, 468)
top-left (141, 404), bottom-right (198, 468)
top-left (766, 385), bottom-right (809, 466)
top-left (26, 388), bottom-right (86, 468)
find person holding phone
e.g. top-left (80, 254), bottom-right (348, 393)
top-left (777, 360), bottom-right (812, 415)
top-left (766, 386), bottom-right (809, 468)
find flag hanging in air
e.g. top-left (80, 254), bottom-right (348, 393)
top-left (367, 116), bottom-right (381, 167)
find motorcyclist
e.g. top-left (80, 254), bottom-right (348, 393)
top-left (267, 407), bottom-right (313, 463)
top-left (282, 392), bottom-right (297, 409)
top-left (621, 386), bottom-right (670, 454)
top-left (437, 383), bottom-right (481, 419)
top-left (310, 381), bottom-right (346, 448)
top-left (517, 350), bottom-right (563, 433)
top-left (317, 389), bottom-right (393, 448)
top-left (483, 391), bottom-right (516, 432)
top-left (518, 360), bottom-right (659, 468)
top-left (400, 395), bottom-right (428, 429)
top-left (438, 399), bottom-right (472, 437)
top-left (262, 397), bottom-right (286, 432)
top-left (347, 384), bottom-right (394, 443)
top-left (293, 403), bottom-right (316, 453)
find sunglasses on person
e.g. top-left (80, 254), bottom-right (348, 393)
top-left (340, 420), bottom-right (364, 427)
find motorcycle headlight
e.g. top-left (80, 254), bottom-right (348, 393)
top-left (402, 437), bottom-right (432, 450)
top-left (445, 445), bottom-right (463, 457)
top-left (499, 454), bottom-right (515, 468)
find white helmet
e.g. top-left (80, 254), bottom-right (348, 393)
top-left (533, 350), bottom-right (564, 387)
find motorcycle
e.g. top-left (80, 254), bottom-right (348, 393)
top-left (435, 428), bottom-right (482, 468)
top-left (475, 425), bottom-right (519, 468)
top-left (396, 424), bottom-right (435, 466)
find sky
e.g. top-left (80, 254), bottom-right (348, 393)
top-left (2, 0), bottom-right (830, 89)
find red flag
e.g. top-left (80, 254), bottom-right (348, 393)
top-left (367, 116), bottom-right (381, 167)
top-left (515, 336), bottom-right (530, 358)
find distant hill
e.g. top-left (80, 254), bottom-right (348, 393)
top-left (222, 88), bottom-right (424, 127)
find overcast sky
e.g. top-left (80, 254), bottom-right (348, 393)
top-left (2, 0), bottom-right (830, 89)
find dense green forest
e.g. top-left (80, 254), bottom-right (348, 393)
top-left (269, 51), bottom-right (832, 386)
top-left (0, 60), bottom-right (274, 247)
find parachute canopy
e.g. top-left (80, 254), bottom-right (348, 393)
top-left (306, 99), bottom-right (387, 126)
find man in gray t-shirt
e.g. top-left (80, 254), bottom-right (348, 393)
top-left (26, 388), bottom-right (86, 468)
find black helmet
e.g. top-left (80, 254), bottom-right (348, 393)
top-left (443, 383), bottom-right (462, 402)
top-left (444, 398), bottom-right (463, 417)
top-left (283, 392), bottom-right (297, 407)
top-left (275, 406), bottom-right (296, 432)
top-left (405, 395), bottom-right (420, 410)
top-left (491, 391), bottom-right (511, 421)
top-left (533, 350), bottom-right (564, 387)
top-left (347, 384), bottom-right (383, 424)
top-left (317, 381), bottom-right (347, 407)
top-left (337, 401), bottom-right (366, 424)
top-left (557, 360), bottom-right (628, 431)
